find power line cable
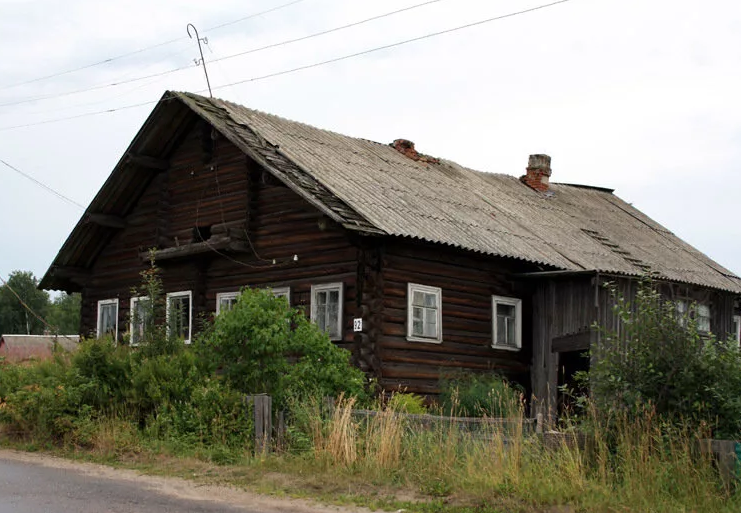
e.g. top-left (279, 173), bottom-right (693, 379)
top-left (212, 0), bottom-right (575, 90)
top-left (0, 0), bottom-right (574, 132)
top-left (0, 158), bottom-right (85, 209)
top-left (0, 0), bottom-right (310, 92)
top-left (208, 0), bottom-right (444, 67)
top-left (1, 0), bottom-right (445, 109)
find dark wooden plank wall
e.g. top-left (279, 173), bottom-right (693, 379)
top-left (80, 122), bottom-right (365, 359)
top-left (531, 276), bottom-right (598, 419)
top-left (205, 178), bottom-right (361, 357)
top-left (378, 242), bottom-right (533, 395)
top-left (532, 275), bottom-right (738, 420)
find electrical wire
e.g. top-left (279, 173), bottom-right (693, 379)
top-left (0, 275), bottom-right (79, 343)
top-left (214, 0), bottom-right (573, 91)
top-left (0, 158), bottom-right (85, 209)
top-left (0, 0), bottom-right (310, 92)
top-left (0, 0), bottom-right (574, 132)
top-left (0, 0), bottom-right (445, 109)
top-left (208, 0), bottom-right (445, 67)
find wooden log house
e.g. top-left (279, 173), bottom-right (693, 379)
top-left (40, 91), bottom-right (741, 416)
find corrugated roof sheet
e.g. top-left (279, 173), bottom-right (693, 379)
top-left (173, 92), bottom-right (741, 293)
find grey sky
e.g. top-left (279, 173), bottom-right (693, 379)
top-left (1, 0), bottom-right (740, 286)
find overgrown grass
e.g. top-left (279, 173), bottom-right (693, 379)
top-left (1, 389), bottom-right (738, 512)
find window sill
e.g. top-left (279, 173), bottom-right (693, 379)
top-left (492, 344), bottom-right (521, 352)
top-left (407, 335), bottom-right (442, 344)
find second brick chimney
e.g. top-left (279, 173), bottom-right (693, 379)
top-left (520, 154), bottom-right (552, 192)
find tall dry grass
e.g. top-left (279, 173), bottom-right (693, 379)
top-left (304, 396), bottom-right (739, 512)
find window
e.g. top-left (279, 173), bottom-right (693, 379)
top-left (129, 296), bottom-right (151, 346)
top-left (167, 291), bottom-right (193, 344)
top-left (311, 283), bottom-right (343, 340)
top-left (216, 292), bottom-right (239, 315)
top-left (407, 283), bottom-right (442, 343)
top-left (734, 315), bottom-right (741, 346)
top-left (676, 299), bottom-right (711, 333)
top-left (272, 286), bottom-right (291, 302)
top-left (696, 303), bottom-right (711, 333)
top-left (97, 299), bottom-right (119, 340)
top-left (492, 295), bottom-right (522, 350)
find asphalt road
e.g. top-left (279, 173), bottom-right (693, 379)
top-left (0, 455), bottom-right (270, 513)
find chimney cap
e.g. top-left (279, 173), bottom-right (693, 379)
top-left (527, 154), bottom-right (551, 175)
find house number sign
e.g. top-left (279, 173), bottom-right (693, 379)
top-left (353, 318), bottom-right (363, 332)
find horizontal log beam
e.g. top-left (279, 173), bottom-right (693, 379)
top-left (141, 238), bottom-right (250, 261)
top-left (86, 213), bottom-right (127, 229)
top-left (51, 266), bottom-right (90, 285)
top-left (126, 152), bottom-right (169, 170)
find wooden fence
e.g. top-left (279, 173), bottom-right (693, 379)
top-left (244, 394), bottom-right (740, 483)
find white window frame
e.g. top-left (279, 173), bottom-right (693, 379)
top-left (129, 296), bottom-right (150, 346)
top-left (733, 315), bottom-right (741, 347)
top-left (492, 295), bottom-right (522, 351)
top-left (96, 298), bottom-right (119, 341)
top-left (216, 291), bottom-right (240, 315)
top-left (272, 286), bottom-right (291, 302)
top-left (166, 290), bottom-right (193, 344)
top-left (310, 283), bottom-right (343, 341)
top-left (406, 283), bottom-right (443, 344)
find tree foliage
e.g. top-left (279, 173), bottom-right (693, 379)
top-left (590, 283), bottom-right (741, 438)
top-left (197, 287), bottom-right (367, 408)
top-left (0, 270), bottom-right (49, 335)
top-left (0, 270), bottom-right (81, 336)
top-left (46, 293), bottom-right (81, 335)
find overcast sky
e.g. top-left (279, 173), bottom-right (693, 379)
top-left (1, 0), bottom-right (740, 288)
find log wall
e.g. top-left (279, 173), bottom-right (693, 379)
top-left (377, 241), bottom-right (533, 395)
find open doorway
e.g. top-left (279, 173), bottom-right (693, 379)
top-left (557, 350), bottom-right (590, 417)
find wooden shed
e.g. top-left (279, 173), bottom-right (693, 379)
top-left (39, 91), bottom-right (741, 416)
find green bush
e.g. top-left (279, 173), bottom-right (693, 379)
top-left (387, 392), bottom-right (428, 414)
top-left (197, 288), bottom-right (367, 408)
top-left (439, 371), bottom-right (523, 417)
top-left (144, 378), bottom-right (251, 450)
top-left (590, 283), bottom-right (741, 439)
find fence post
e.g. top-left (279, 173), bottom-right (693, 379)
top-left (323, 396), bottom-right (336, 419)
top-left (536, 413), bottom-right (544, 434)
top-left (246, 394), bottom-right (272, 455)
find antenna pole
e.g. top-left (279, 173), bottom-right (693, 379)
top-left (187, 23), bottom-right (213, 97)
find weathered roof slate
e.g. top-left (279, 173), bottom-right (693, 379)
top-left (177, 91), bottom-right (741, 293)
top-left (40, 90), bottom-right (741, 293)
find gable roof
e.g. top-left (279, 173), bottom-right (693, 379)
top-left (40, 91), bottom-right (741, 294)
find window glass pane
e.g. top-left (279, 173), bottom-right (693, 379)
top-left (506, 318), bottom-right (516, 346)
top-left (676, 300), bottom-right (687, 316)
top-left (169, 296), bottom-right (190, 340)
top-left (219, 296), bottom-right (237, 313)
top-left (424, 310), bottom-right (437, 338)
top-left (316, 306), bottom-right (327, 332)
top-left (132, 298), bottom-right (150, 344)
top-left (696, 304), bottom-right (711, 332)
top-left (412, 291), bottom-right (425, 307)
top-left (100, 303), bottom-right (117, 336)
top-left (329, 290), bottom-right (339, 305)
top-left (424, 292), bottom-right (437, 308)
top-left (496, 316), bottom-right (507, 344)
top-left (497, 303), bottom-right (515, 318)
top-left (316, 291), bottom-right (327, 307)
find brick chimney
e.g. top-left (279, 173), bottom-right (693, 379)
top-left (390, 139), bottom-right (440, 164)
top-left (520, 154), bottom-right (552, 192)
